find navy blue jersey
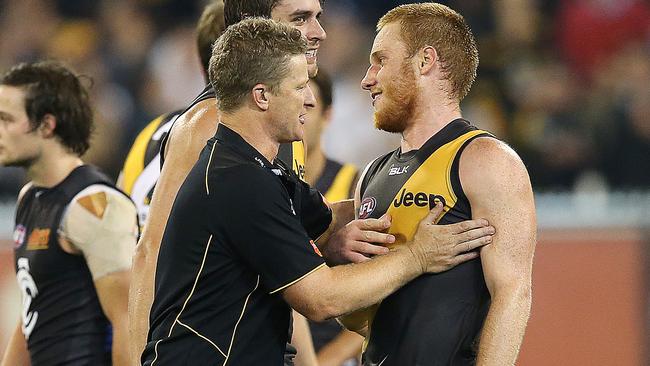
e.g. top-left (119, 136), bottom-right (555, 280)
top-left (13, 165), bottom-right (122, 365)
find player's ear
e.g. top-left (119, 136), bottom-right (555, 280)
top-left (252, 84), bottom-right (270, 111)
top-left (38, 114), bottom-right (57, 138)
top-left (418, 46), bottom-right (438, 75)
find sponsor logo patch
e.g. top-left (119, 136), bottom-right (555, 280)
top-left (393, 189), bottom-right (446, 209)
top-left (26, 228), bottom-right (50, 250)
top-left (388, 164), bottom-right (409, 176)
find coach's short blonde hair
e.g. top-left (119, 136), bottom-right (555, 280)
top-left (378, 3), bottom-right (479, 101)
top-left (209, 17), bottom-right (307, 112)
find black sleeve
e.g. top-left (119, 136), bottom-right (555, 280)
top-left (298, 180), bottom-right (332, 240)
top-left (215, 167), bottom-right (326, 294)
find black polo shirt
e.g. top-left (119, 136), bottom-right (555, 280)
top-left (142, 124), bottom-right (329, 366)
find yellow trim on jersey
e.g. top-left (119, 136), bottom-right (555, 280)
top-left (120, 115), bottom-right (164, 195)
top-left (292, 140), bottom-right (306, 180)
top-left (269, 262), bottom-right (327, 294)
top-left (361, 129), bottom-right (487, 337)
top-left (324, 164), bottom-right (357, 202)
top-left (384, 129), bottom-right (487, 247)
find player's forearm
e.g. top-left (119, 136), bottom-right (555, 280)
top-left (111, 319), bottom-right (131, 366)
top-left (317, 330), bottom-right (363, 366)
top-left (128, 242), bottom-right (156, 365)
top-left (1, 322), bottom-right (30, 366)
top-left (291, 311), bottom-right (319, 366)
top-left (476, 283), bottom-right (532, 366)
top-left (304, 246), bottom-right (421, 321)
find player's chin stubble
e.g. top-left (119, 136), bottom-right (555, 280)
top-left (374, 62), bottom-right (417, 134)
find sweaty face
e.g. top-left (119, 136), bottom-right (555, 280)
top-left (0, 85), bottom-right (41, 167)
top-left (268, 55), bottom-right (315, 143)
top-left (362, 23), bottom-right (418, 133)
top-left (272, 0), bottom-right (326, 78)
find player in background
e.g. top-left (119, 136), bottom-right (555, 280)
top-left (0, 61), bottom-right (138, 366)
top-left (302, 69), bottom-right (364, 366)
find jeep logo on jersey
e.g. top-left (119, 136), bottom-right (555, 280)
top-left (393, 189), bottom-right (446, 209)
top-left (388, 164), bottom-right (409, 176)
top-left (359, 197), bottom-right (377, 219)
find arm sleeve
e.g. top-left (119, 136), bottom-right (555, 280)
top-left (217, 167), bottom-right (326, 294)
top-left (60, 184), bottom-right (139, 279)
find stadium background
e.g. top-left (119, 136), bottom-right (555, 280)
top-left (0, 0), bottom-right (648, 364)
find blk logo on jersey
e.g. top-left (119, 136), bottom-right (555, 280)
top-left (359, 197), bottom-right (377, 219)
top-left (388, 165), bottom-right (409, 176)
top-left (393, 189), bottom-right (446, 210)
top-left (13, 225), bottom-right (26, 248)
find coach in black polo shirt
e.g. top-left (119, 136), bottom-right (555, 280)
top-left (143, 18), bottom-right (494, 366)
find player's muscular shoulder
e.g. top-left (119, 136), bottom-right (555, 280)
top-left (166, 99), bottom-right (217, 159)
top-left (459, 137), bottom-right (530, 198)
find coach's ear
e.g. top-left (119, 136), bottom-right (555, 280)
top-left (252, 83), bottom-right (270, 111)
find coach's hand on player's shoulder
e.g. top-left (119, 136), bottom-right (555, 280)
top-left (407, 202), bottom-right (494, 274)
top-left (321, 214), bottom-right (394, 265)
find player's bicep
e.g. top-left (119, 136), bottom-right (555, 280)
top-left (94, 269), bottom-right (130, 322)
top-left (459, 138), bottom-right (536, 291)
top-left (61, 186), bottom-right (138, 280)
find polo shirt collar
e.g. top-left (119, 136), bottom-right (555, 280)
top-left (215, 123), bottom-right (275, 169)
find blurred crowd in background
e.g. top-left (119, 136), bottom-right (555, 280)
top-left (0, 0), bottom-right (649, 200)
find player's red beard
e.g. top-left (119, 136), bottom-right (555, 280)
top-left (374, 61), bottom-right (417, 133)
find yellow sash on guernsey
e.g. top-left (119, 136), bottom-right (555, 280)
top-left (354, 129), bottom-right (488, 351)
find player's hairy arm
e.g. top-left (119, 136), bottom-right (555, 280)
top-left (0, 321), bottom-right (30, 366)
top-left (460, 138), bottom-right (536, 366)
top-left (129, 100), bottom-right (217, 363)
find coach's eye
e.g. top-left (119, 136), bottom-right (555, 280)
top-left (293, 17), bottom-right (306, 25)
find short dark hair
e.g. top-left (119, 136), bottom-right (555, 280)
top-left (223, 0), bottom-right (325, 27)
top-left (196, 1), bottom-right (226, 76)
top-left (309, 68), bottom-right (332, 110)
top-left (209, 17), bottom-right (307, 112)
top-left (0, 61), bottom-right (93, 156)
top-left (224, 0), bottom-right (281, 27)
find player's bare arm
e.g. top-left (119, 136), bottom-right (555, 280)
top-left (0, 322), bottom-right (30, 366)
top-left (128, 99), bottom-right (218, 362)
top-left (460, 138), bottom-right (536, 366)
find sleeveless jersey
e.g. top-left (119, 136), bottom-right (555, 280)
top-left (314, 159), bottom-right (358, 203)
top-left (358, 119), bottom-right (493, 366)
top-left (12, 165), bottom-right (122, 365)
top-left (120, 110), bottom-right (181, 225)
